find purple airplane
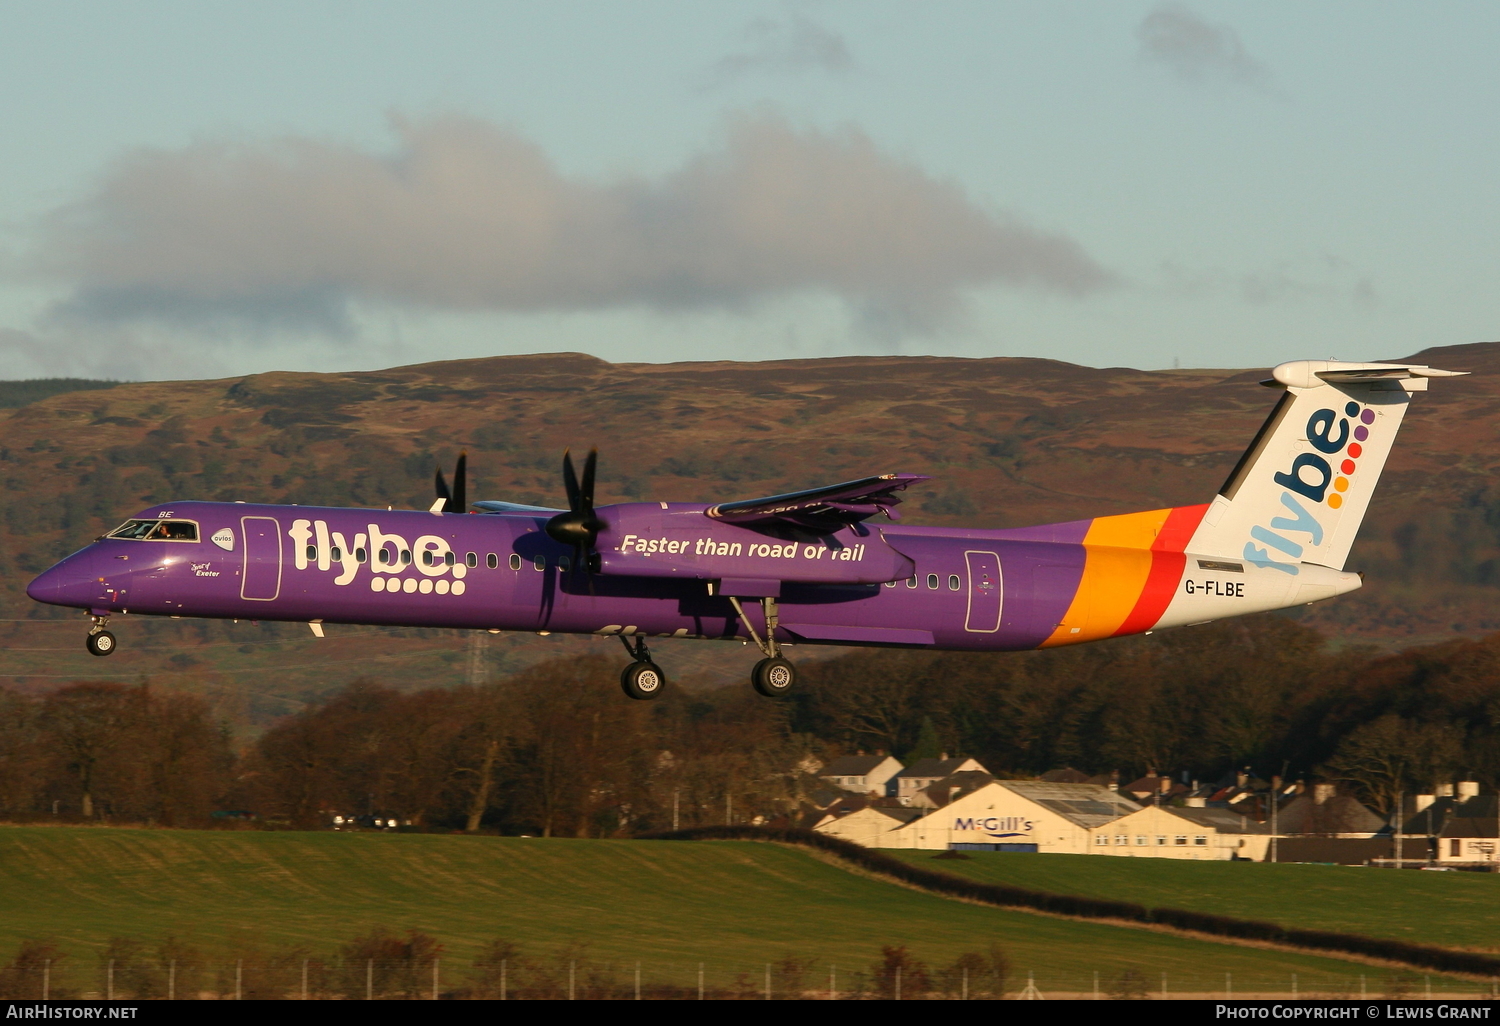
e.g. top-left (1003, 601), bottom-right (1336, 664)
top-left (26, 359), bottom-right (1464, 699)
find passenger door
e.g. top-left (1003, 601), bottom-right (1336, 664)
top-left (964, 550), bottom-right (1002, 632)
top-left (240, 516), bottom-right (283, 601)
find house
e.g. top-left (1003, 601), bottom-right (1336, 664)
top-left (911, 769), bottom-right (995, 810)
top-left (1089, 804), bottom-right (1270, 861)
top-left (1275, 785), bottom-right (1385, 839)
top-left (818, 754), bottom-right (904, 796)
top-left (815, 780), bottom-right (1140, 852)
top-left (892, 756), bottom-right (987, 801)
top-left (1389, 782), bottom-right (1486, 864)
top-left (1436, 794), bottom-right (1498, 865)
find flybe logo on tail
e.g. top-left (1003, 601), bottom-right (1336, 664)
top-left (1246, 402), bottom-right (1375, 575)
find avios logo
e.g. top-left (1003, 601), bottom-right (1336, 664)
top-left (1245, 402), bottom-right (1374, 575)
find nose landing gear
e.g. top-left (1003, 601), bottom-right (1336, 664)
top-left (86, 616), bottom-right (117, 657)
top-left (617, 634), bottom-right (664, 701)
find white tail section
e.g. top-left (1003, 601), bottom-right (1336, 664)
top-left (1187, 360), bottom-right (1466, 573)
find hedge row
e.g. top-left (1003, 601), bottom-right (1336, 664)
top-left (643, 826), bottom-right (1500, 978)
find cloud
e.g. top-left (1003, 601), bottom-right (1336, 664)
top-left (1136, 3), bottom-right (1268, 87)
top-left (27, 114), bottom-right (1113, 337)
top-left (702, 13), bottom-right (854, 87)
top-left (1158, 259), bottom-right (1377, 308)
top-left (0, 324), bottom-right (231, 382)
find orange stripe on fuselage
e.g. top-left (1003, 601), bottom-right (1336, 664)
top-left (1113, 503), bottom-right (1209, 637)
top-left (1040, 504), bottom-right (1209, 648)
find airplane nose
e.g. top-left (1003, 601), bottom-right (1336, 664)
top-left (27, 550), bottom-right (101, 608)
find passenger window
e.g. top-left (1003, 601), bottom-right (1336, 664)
top-left (466, 552), bottom-right (478, 568)
top-left (533, 555), bottom-right (545, 571)
top-left (926, 574), bottom-right (939, 590)
top-left (306, 545), bottom-right (317, 561)
top-left (356, 547), bottom-right (367, 563)
top-left (380, 547), bottom-right (395, 566)
top-left (884, 580), bottom-right (896, 588)
top-left (108, 519), bottom-right (159, 540)
top-left (487, 553), bottom-right (499, 569)
top-left (444, 551), bottom-right (455, 566)
top-left (948, 575), bottom-right (960, 591)
top-left (906, 576), bottom-right (917, 589)
top-left (559, 555), bottom-right (571, 571)
top-left (331, 547), bottom-right (342, 561)
top-left (401, 549), bottom-right (412, 565)
top-left (422, 551), bottom-right (434, 566)
top-left (508, 554), bottom-right (521, 570)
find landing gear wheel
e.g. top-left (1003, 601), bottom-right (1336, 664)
top-left (86, 630), bottom-right (117, 657)
top-left (620, 661), bottom-right (665, 701)
top-left (751, 657), bottom-right (796, 697)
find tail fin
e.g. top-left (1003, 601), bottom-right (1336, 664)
top-left (1187, 360), bottom-right (1467, 573)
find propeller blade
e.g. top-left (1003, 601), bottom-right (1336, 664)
top-left (434, 467), bottom-right (452, 506)
top-left (579, 448), bottom-right (597, 513)
top-left (562, 449), bottom-right (581, 513)
top-left (453, 450), bottom-right (467, 513)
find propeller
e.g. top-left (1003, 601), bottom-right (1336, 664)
top-left (545, 448), bottom-right (605, 568)
top-left (434, 450), bottom-right (468, 513)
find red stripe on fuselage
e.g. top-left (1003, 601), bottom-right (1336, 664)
top-left (1112, 504), bottom-right (1209, 637)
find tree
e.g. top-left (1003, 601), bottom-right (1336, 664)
top-left (1323, 714), bottom-right (1465, 812)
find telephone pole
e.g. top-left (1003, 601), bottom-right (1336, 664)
top-left (1270, 775), bottom-right (1280, 864)
top-left (1393, 790), bottom-right (1404, 869)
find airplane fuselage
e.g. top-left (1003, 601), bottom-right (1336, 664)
top-left (27, 499), bottom-right (1361, 652)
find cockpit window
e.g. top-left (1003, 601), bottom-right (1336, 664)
top-left (107, 519), bottom-right (200, 542)
top-left (109, 520), bottom-right (160, 539)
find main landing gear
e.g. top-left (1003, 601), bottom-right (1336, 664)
top-left (728, 596), bottom-right (798, 698)
top-left (618, 634), bottom-right (665, 701)
top-left (86, 615), bottom-right (116, 657)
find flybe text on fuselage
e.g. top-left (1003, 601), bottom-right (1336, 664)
top-left (284, 518), bottom-right (470, 594)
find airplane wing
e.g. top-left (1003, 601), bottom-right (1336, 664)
top-left (472, 500), bottom-right (567, 515)
top-left (704, 473), bottom-right (930, 531)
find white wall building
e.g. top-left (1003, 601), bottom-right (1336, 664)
top-left (816, 780), bottom-right (1140, 853)
top-left (1088, 804), bottom-right (1270, 861)
top-left (813, 806), bottom-right (923, 847)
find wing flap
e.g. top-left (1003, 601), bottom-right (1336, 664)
top-left (705, 473), bottom-right (930, 531)
top-left (472, 500), bottom-right (566, 515)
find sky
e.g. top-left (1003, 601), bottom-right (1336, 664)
top-left (0, 1), bottom-right (1496, 381)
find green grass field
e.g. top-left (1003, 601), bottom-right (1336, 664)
top-left (0, 826), bottom-right (1468, 996)
top-left (885, 850), bottom-right (1500, 953)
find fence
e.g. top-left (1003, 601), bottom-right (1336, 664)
top-left (1, 959), bottom-right (1496, 1000)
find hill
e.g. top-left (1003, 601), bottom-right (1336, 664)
top-left (2, 344), bottom-right (1498, 714)
top-left (884, 850), bottom-right (1500, 953)
top-left (0, 826), bottom-right (1461, 997)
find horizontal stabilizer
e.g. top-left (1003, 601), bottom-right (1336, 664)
top-left (1267, 360), bottom-right (1469, 391)
top-left (704, 473), bottom-right (930, 531)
